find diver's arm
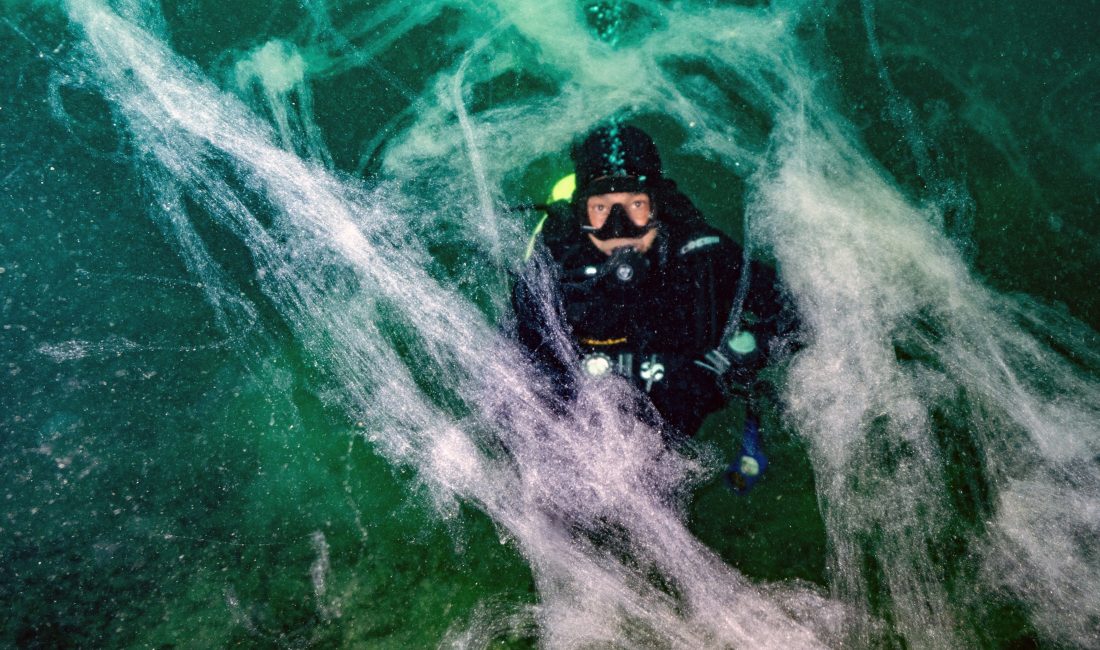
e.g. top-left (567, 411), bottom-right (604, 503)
top-left (691, 239), bottom-right (777, 397)
top-left (510, 252), bottom-right (577, 384)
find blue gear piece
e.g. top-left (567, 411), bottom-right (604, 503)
top-left (725, 416), bottom-right (768, 495)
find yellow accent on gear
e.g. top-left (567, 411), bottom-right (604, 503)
top-left (523, 213), bottom-right (549, 261)
top-left (580, 337), bottom-right (628, 346)
top-left (523, 173), bottom-right (577, 261)
top-left (549, 173), bottom-right (576, 203)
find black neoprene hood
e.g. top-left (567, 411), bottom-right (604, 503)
top-left (571, 124), bottom-right (664, 200)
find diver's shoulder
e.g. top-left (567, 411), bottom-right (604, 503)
top-left (667, 221), bottom-right (737, 259)
top-left (524, 200), bottom-right (582, 259)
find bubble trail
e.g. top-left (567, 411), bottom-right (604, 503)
top-left (65, 1), bottom-right (841, 646)
top-left (58, 0), bottom-right (1100, 646)
top-left (752, 110), bottom-right (1100, 648)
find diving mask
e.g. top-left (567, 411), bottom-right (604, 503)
top-left (582, 202), bottom-right (655, 241)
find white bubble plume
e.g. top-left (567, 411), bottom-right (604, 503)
top-left (64, 0), bottom-right (840, 647)
top-left (64, 0), bottom-right (1100, 647)
top-left (751, 114), bottom-right (1100, 647)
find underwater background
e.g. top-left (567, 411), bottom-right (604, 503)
top-left (2, 0), bottom-right (1098, 647)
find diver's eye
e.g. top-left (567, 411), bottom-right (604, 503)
top-left (632, 200), bottom-right (644, 209)
top-left (594, 204), bottom-right (606, 212)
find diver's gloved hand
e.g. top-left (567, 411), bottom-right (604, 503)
top-left (694, 331), bottom-right (761, 396)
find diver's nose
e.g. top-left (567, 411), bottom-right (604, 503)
top-left (606, 203), bottom-right (629, 237)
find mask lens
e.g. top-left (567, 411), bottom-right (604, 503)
top-left (586, 201), bottom-right (652, 240)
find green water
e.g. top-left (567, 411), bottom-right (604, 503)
top-left (2, 0), bottom-right (1098, 648)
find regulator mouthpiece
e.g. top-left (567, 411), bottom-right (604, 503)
top-left (604, 246), bottom-right (649, 287)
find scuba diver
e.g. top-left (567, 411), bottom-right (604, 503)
top-left (510, 123), bottom-right (797, 492)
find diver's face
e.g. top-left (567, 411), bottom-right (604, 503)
top-left (585, 192), bottom-right (657, 255)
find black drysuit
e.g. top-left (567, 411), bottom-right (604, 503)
top-left (511, 187), bottom-right (790, 439)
